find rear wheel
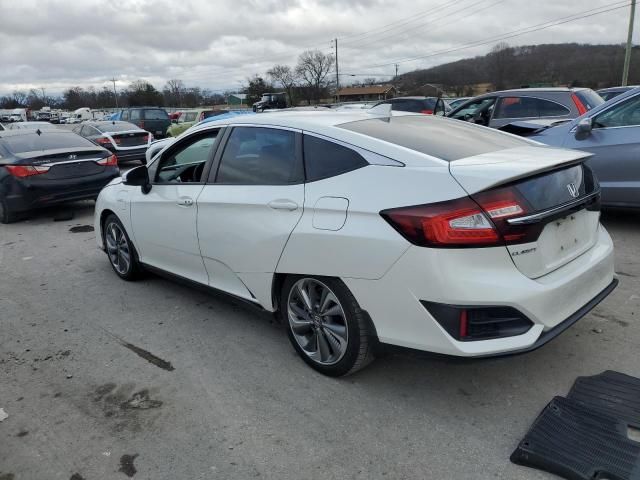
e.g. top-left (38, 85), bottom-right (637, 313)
top-left (103, 214), bottom-right (141, 280)
top-left (0, 199), bottom-right (22, 224)
top-left (282, 276), bottom-right (375, 376)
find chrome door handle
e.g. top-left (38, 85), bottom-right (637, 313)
top-left (177, 197), bottom-right (194, 207)
top-left (268, 199), bottom-right (298, 211)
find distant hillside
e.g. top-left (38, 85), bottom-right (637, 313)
top-left (397, 43), bottom-right (640, 96)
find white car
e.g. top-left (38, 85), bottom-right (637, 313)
top-left (94, 110), bottom-right (617, 376)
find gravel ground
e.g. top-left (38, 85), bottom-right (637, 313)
top-left (0, 203), bottom-right (638, 480)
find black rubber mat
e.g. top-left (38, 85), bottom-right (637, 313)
top-left (511, 396), bottom-right (640, 480)
top-left (568, 370), bottom-right (640, 429)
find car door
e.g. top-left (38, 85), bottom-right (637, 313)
top-left (129, 129), bottom-right (221, 284)
top-left (563, 93), bottom-right (640, 207)
top-left (196, 126), bottom-right (304, 302)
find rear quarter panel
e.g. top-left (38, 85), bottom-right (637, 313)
top-left (276, 164), bottom-right (467, 279)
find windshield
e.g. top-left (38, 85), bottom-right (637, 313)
top-left (144, 109), bottom-right (169, 120)
top-left (2, 132), bottom-right (96, 154)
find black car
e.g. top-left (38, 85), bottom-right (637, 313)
top-left (0, 130), bottom-right (118, 223)
top-left (118, 107), bottom-right (170, 138)
top-left (252, 93), bottom-right (287, 112)
top-left (373, 96), bottom-right (450, 115)
top-left (73, 121), bottom-right (151, 164)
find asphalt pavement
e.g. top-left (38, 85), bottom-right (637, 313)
top-left (0, 203), bottom-right (638, 480)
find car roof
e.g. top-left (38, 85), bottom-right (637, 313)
top-left (597, 86), bottom-right (638, 92)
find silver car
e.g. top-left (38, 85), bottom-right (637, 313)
top-left (447, 87), bottom-right (603, 129)
top-left (520, 87), bottom-right (640, 208)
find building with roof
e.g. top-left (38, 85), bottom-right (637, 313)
top-left (228, 93), bottom-right (248, 106)
top-left (337, 85), bottom-right (397, 102)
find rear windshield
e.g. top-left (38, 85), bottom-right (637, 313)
top-left (144, 109), bottom-right (169, 120)
top-left (95, 122), bottom-right (140, 132)
top-left (339, 116), bottom-right (529, 161)
top-left (1, 132), bottom-right (95, 154)
top-left (575, 89), bottom-right (605, 110)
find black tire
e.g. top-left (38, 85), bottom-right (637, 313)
top-left (102, 214), bottom-right (141, 280)
top-left (0, 198), bottom-right (22, 224)
top-left (281, 275), bottom-right (375, 377)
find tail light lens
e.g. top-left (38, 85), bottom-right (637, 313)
top-left (97, 154), bottom-right (118, 166)
top-left (5, 165), bottom-right (50, 177)
top-left (571, 93), bottom-right (588, 115)
top-left (95, 137), bottom-right (113, 146)
top-left (420, 109), bottom-right (434, 115)
top-left (139, 121), bottom-right (145, 129)
top-left (381, 186), bottom-right (541, 248)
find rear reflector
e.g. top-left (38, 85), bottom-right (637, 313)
top-left (97, 154), bottom-right (118, 166)
top-left (420, 109), bottom-right (434, 115)
top-left (422, 301), bottom-right (533, 341)
top-left (4, 165), bottom-right (50, 177)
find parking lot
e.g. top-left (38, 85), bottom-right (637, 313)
top-left (0, 201), bottom-right (637, 479)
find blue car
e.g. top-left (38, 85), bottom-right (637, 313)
top-left (502, 87), bottom-right (640, 209)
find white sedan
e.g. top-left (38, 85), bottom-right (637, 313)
top-left (94, 109), bottom-right (617, 376)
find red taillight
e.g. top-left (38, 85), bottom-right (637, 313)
top-left (95, 137), bottom-right (112, 146)
top-left (381, 187), bottom-right (541, 248)
top-left (571, 93), bottom-right (588, 115)
top-left (420, 109), bottom-right (434, 115)
top-left (381, 197), bottom-right (501, 247)
top-left (144, 133), bottom-right (153, 143)
top-left (4, 165), bottom-right (50, 177)
top-left (97, 154), bottom-right (118, 166)
top-left (139, 121), bottom-right (145, 129)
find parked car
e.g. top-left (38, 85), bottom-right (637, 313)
top-left (447, 88), bottom-right (604, 128)
top-left (596, 86), bottom-right (638, 101)
top-left (166, 109), bottom-right (224, 137)
top-left (0, 130), bottom-right (118, 223)
top-left (119, 107), bottom-right (171, 138)
top-left (502, 87), bottom-right (640, 209)
top-left (73, 121), bottom-right (152, 164)
top-left (445, 97), bottom-right (471, 109)
top-left (252, 92), bottom-right (287, 112)
top-left (94, 110), bottom-right (616, 376)
top-left (374, 96), bottom-right (450, 115)
top-left (8, 121), bottom-right (55, 130)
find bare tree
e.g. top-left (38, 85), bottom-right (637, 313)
top-left (487, 42), bottom-right (513, 90)
top-left (267, 64), bottom-right (298, 106)
top-left (295, 50), bottom-right (334, 103)
top-left (164, 79), bottom-right (186, 107)
top-left (11, 90), bottom-right (27, 106)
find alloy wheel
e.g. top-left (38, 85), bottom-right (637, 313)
top-left (287, 278), bottom-right (349, 365)
top-left (105, 222), bottom-right (131, 275)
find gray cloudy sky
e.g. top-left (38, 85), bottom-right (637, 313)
top-left (0, 0), bottom-right (634, 95)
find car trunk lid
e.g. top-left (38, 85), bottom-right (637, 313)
top-left (450, 146), bottom-right (600, 279)
top-left (110, 130), bottom-right (149, 147)
top-left (14, 148), bottom-right (109, 179)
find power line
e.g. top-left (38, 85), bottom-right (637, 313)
top-left (357, 0), bottom-right (631, 70)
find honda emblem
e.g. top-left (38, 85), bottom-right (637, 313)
top-left (567, 182), bottom-right (579, 198)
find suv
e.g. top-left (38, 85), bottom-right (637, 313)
top-left (374, 96), bottom-right (450, 115)
top-left (119, 107), bottom-right (170, 138)
top-left (447, 88), bottom-right (604, 129)
top-left (252, 93), bottom-right (287, 112)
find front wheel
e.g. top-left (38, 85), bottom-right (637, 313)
top-left (281, 276), bottom-right (375, 376)
top-left (103, 214), bottom-right (141, 280)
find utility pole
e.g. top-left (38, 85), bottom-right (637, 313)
top-left (622, 0), bottom-right (637, 86)
top-left (111, 77), bottom-right (119, 108)
top-left (335, 38), bottom-right (340, 103)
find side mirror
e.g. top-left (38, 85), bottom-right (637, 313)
top-left (434, 98), bottom-right (446, 116)
top-left (575, 117), bottom-right (592, 138)
top-left (122, 165), bottom-right (151, 194)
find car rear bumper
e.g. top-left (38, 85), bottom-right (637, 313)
top-left (2, 167), bottom-right (120, 212)
top-left (344, 224), bottom-right (616, 357)
top-left (113, 147), bottom-right (147, 163)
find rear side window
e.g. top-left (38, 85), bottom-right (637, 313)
top-left (493, 97), bottom-right (570, 119)
top-left (144, 109), bottom-right (169, 120)
top-left (216, 127), bottom-right (301, 185)
top-left (303, 135), bottom-right (368, 182)
top-left (574, 89), bottom-right (604, 110)
top-left (2, 132), bottom-right (95, 154)
top-left (130, 110), bottom-right (141, 121)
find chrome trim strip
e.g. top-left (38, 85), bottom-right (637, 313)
top-left (39, 158), bottom-right (104, 167)
top-left (506, 190), bottom-right (600, 225)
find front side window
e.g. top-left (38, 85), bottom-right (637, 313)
top-left (303, 135), bottom-right (368, 182)
top-left (155, 132), bottom-right (218, 183)
top-left (449, 97), bottom-right (496, 122)
top-left (215, 127), bottom-right (301, 185)
top-left (594, 94), bottom-right (640, 128)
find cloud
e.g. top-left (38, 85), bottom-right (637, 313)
top-left (0, 0), bottom-right (633, 95)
